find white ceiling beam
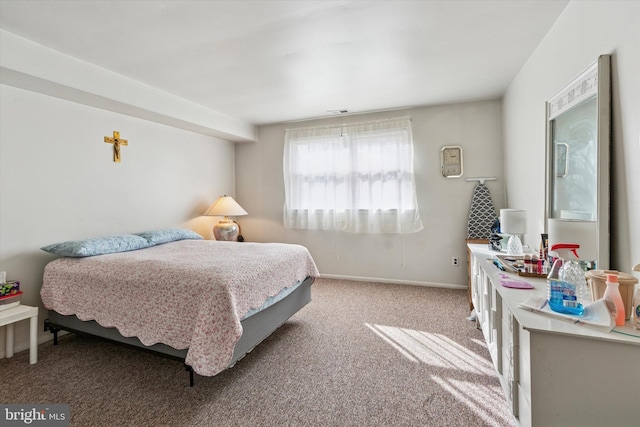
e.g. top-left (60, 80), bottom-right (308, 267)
top-left (0, 30), bottom-right (257, 143)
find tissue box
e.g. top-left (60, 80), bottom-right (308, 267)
top-left (0, 280), bottom-right (20, 297)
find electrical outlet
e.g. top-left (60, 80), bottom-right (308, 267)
top-left (452, 256), bottom-right (459, 266)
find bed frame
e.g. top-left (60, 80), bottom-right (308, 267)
top-left (44, 276), bottom-right (313, 386)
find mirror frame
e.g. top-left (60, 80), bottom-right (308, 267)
top-left (545, 54), bottom-right (611, 269)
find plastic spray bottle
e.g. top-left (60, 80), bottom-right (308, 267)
top-left (547, 256), bottom-right (562, 304)
top-left (547, 243), bottom-right (588, 316)
top-left (603, 273), bottom-right (626, 326)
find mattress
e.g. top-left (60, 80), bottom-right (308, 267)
top-left (41, 239), bottom-right (319, 376)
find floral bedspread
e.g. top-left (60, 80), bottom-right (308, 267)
top-left (40, 240), bottom-right (319, 376)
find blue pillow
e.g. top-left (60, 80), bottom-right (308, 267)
top-left (134, 228), bottom-right (203, 245)
top-left (41, 234), bottom-right (152, 258)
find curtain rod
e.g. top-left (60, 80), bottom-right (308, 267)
top-left (286, 116), bottom-right (412, 133)
top-left (465, 177), bottom-right (497, 185)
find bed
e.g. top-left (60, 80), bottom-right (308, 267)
top-left (40, 230), bottom-right (319, 385)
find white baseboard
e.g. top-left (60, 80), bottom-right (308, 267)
top-left (319, 273), bottom-right (467, 290)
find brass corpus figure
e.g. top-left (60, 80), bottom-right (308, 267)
top-left (104, 131), bottom-right (128, 162)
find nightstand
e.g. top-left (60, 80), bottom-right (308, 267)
top-left (0, 304), bottom-right (38, 364)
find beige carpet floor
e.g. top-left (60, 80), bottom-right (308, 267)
top-left (1, 278), bottom-right (515, 427)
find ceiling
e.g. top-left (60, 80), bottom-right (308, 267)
top-left (0, 0), bottom-right (568, 126)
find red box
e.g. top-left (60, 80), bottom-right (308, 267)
top-left (0, 290), bottom-right (22, 310)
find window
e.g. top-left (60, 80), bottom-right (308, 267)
top-left (283, 117), bottom-right (423, 233)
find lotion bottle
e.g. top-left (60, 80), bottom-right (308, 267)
top-left (603, 273), bottom-right (625, 326)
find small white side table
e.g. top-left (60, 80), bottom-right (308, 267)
top-left (0, 304), bottom-right (38, 364)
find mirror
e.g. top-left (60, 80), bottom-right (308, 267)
top-left (545, 54), bottom-right (610, 269)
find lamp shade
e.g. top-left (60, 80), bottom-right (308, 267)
top-left (500, 209), bottom-right (527, 235)
top-left (204, 195), bottom-right (248, 217)
top-left (548, 218), bottom-right (597, 261)
top-left (204, 196), bottom-right (247, 241)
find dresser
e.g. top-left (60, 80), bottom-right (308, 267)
top-left (467, 243), bottom-right (639, 427)
top-left (465, 238), bottom-right (488, 310)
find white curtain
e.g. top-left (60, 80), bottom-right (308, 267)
top-left (283, 117), bottom-right (423, 234)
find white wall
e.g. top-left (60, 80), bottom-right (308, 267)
top-left (0, 85), bottom-right (236, 355)
top-left (503, 0), bottom-right (640, 272)
top-left (236, 100), bottom-right (504, 287)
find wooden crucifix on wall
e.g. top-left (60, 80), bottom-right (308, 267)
top-left (104, 131), bottom-right (128, 163)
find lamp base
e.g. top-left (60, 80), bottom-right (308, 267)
top-left (213, 220), bottom-right (240, 241)
top-left (506, 235), bottom-right (523, 256)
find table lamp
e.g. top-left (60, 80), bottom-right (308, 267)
top-left (204, 195), bottom-right (247, 241)
top-left (500, 209), bottom-right (527, 255)
top-left (547, 218), bottom-right (597, 263)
